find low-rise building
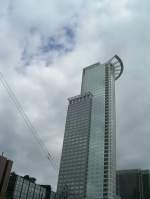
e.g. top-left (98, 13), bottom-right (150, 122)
top-left (117, 169), bottom-right (150, 199)
top-left (6, 173), bottom-right (51, 199)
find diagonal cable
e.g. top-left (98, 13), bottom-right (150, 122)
top-left (0, 72), bottom-right (57, 170)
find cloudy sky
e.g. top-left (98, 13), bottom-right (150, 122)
top-left (0, 0), bottom-right (150, 191)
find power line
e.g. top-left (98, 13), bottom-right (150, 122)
top-left (0, 72), bottom-right (57, 170)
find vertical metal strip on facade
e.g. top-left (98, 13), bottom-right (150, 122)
top-left (103, 65), bottom-right (116, 199)
top-left (57, 55), bottom-right (123, 199)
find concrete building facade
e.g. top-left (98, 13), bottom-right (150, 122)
top-left (0, 154), bottom-right (13, 198)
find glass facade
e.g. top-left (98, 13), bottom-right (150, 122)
top-left (57, 55), bottom-right (123, 199)
top-left (81, 63), bottom-right (117, 199)
top-left (117, 169), bottom-right (150, 199)
top-left (81, 63), bottom-right (106, 199)
top-left (13, 177), bottom-right (47, 199)
top-left (117, 170), bottom-right (141, 199)
top-left (57, 93), bottom-right (93, 199)
top-left (7, 173), bottom-right (51, 199)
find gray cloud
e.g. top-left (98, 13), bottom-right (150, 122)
top-left (0, 0), bottom-right (150, 191)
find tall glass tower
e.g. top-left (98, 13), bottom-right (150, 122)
top-left (57, 55), bottom-right (123, 199)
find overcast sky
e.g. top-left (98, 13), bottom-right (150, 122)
top-left (0, 0), bottom-right (150, 191)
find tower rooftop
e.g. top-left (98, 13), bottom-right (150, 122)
top-left (83, 54), bottom-right (124, 81)
top-left (106, 54), bottom-right (124, 80)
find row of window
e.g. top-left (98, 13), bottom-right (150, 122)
top-left (67, 108), bottom-right (90, 113)
top-left (61, 160), bottom-right (87, 168)
top-left (68, 104), bottom-right (91, 110)
top-left (69, 97), bottom-right (91, 105)
top-left (63, 136), bottom-right (88, 143)
top-left (63, 138), bottom-right (88, 143)
top-left (13, 177), bottom-right (46, 199)
top-left (61, 152), bottom-right (87, 158)
top-left (63, 144), bottom-right (87, 150)
top-left (66, 120), bottom-right (90, 126)
top-left (58, 181), bottom-right (85, 187)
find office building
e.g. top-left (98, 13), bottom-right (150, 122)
top-left (0, 154), bottom-right (13, 198)
top-left (142, 170), bottom-right (150, 199)
top-left (117, 169), bottom-right (150, 199)
top-left (6, 173), bottom-right (51, 199)
top-left (57, 55), bottom-right (124, 199)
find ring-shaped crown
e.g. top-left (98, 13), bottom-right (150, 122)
top-left (106, 55), bottom-right (124, 80)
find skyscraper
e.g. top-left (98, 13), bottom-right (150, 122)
top-left (57, 55), bottom-right (123, 199)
